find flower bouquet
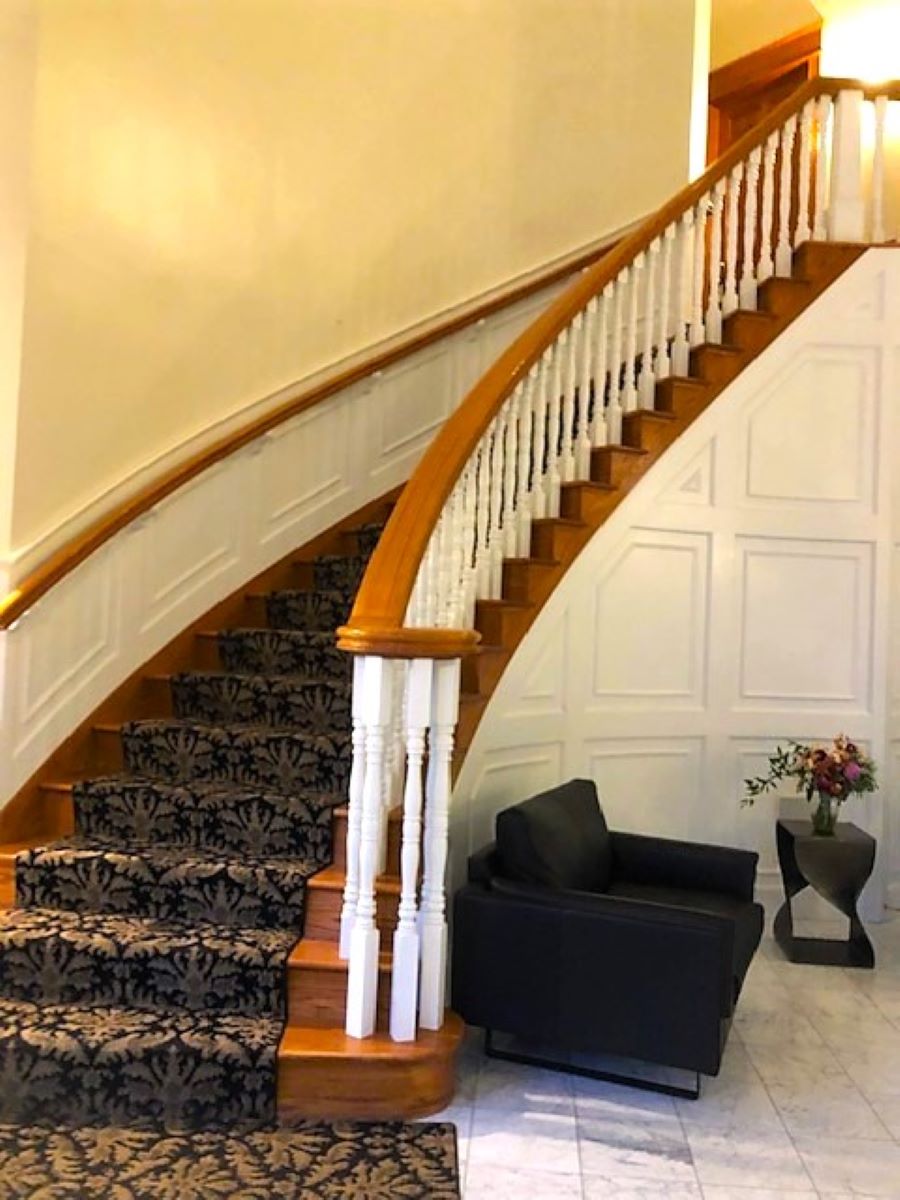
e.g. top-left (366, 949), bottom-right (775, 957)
top-left (743, 734), bottom-right (877, 835)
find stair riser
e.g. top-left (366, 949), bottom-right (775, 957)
top-left (0, 929), bottom-right (286, 1016)
top-left (475, 604), bottom-right (533, 646)
top-left (461, 650), bottom-right (510, 697)
top-left (16, 850), bottom-right (311, 930)
top-left (288, 963), bottom-right (390, 1030)
top-left (502, 560), bottom-right (560, 606)
top-left (170, 675), bottom-right (352, 732)
top-left (689, 347), bottom-right (743, 387)
top-left (622, 412), bottom-right (678, 454)
top-left (654, 379), bottom-right (714, 420)
top-left (590, 447), bottom-right (645, 487)
top-left (304, 886), bottom-right (399, 944)
top-left (330, 812), bottom-right (401, 875)
top-left (74, 782), bottom-right (337, 859)
top-left (722, 312), bottom-right (778, 354)
top-left (559, 486), bottom-right (618, 524)
top-left (266, 592), bottom-right (352, 633)
top-left (217, 632), bottom-right (352, 680)
top-left (121, 726), bottom-right (351, 795)
top-left (530, 522), bottom-right (590, 562)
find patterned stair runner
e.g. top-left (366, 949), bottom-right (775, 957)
top-left (0, 523), bottom-right (382, 1131)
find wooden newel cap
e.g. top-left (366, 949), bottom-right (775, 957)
top-left (335, 624), bottom-right (480, 659)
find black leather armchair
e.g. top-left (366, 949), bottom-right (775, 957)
top-left (451, 779), bottom-right (764, 1097)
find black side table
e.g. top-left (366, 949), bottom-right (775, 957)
top-left (774, 819), bottom-right (876, 969)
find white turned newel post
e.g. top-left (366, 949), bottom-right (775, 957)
top-left (722, 163), bottom-right (742, 316)
top-left (872, 95), bottom-right (888, 243)
top-left (828, 89), bottom-right (864, 241)
top-left (705, 181), bottom-right (726, 344)
top-left (758, 133), bottom-right (777, 283)
top-left (813, 95), bottom-right (833, 241)
top-left (339, 656), bottom-right (367, 960)
top-left (591, 287), bottom-right (612, 446)
top-left (346, 655), bottom-right (394, 1039)
top-left (389, 657), bottom-right (433, 1042)
top-left (418, 657), bottom-right (461, 1031)
top-left (739, 147), bottom-right (761, 310)
top-left (795, 101), bottom-right (814, 248)
top-left (639, 239), bottom-right (659, 408)
top-left (775, 116), bottom-right (796, 276)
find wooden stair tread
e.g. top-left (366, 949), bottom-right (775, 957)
top-left (280, 1015), bottom-right (462, 1060)
top-left (307, 864), bottom-right (401, 893)
top-left (288, 938), bottom-right (391, 972)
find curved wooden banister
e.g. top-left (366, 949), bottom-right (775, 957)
top-left (340, 75), bottom-right (898, 654)
top-left (0, 234), bottom-right (624, 632)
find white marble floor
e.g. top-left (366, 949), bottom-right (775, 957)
top-left (434, 911), bottom-right (900, 1199)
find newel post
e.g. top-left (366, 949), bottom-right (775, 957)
top-left (418, 657), bottom-right (461, 1031)
top-left (827, 89), bottom-right (865, 242)
top-left (345, 655), bottom-right (394, 1039)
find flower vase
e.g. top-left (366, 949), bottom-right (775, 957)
top-left (811, 791), bottom-right (840, 836)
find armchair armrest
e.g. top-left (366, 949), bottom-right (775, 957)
top-left (610, 831), bottom-right (758, 901)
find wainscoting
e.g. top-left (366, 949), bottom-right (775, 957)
top-left (453, 248), bottom-right (900, 914)
top-left (0, 284), bottom-right (554, 808)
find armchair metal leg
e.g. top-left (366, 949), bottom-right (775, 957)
top-left (483, 1029), bottom-right (701, 1100)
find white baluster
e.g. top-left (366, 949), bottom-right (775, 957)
top-left (516, 371), bottom-right (536, 556)
top-left (872, 94), bottom-right (888, 243)
top-left (689, 199), bottom-right (708, 347)
top-left (655, 227), bottom-right (675, 379)
top-left (758, 132), bottom-right (777, 282)
top-left (621, 255), bottom-right (641, 412)
top-left (795, 100), bottom-right (814, 247)
top-left (346, 655), bottom-right (394, 1039)
top-left (705, 181), bottom-right (726, 344)
top-left (672, 213), bottom-right (692, 375)
top-left (418, 657), bottom-right (461, 1031)
top-left (739, 146), bottom-right (761, 309)
top-left (502, 387), bottom-right (521, 560)
top-left (389, 657), bottom-right (433, 1042)
top-left (639, 238), bottom-right (660, 408)
top-left (487, 409), bottom-right (506, 598)
top-left (532, 354), bottom-right (550, 520)
top-left (607, 274), bottom-right (625, 441)
top-left (575, 308), bottom-right (594, 475)
top-left (775, 116), bottom-right (797, 276)
top-left (560, 324), bottom-right (578, 482)
top-left (722, 163), bottom-right (743, 316)
top-left (813, 94), bottom-right (833, 241)
top-left (547, 339), bottom-right (563, 516)
top-left (474, 426), bottom-right (493, 598)
top-left (592, 286), bottom-right (612, 445)
top-left (420, 527), bottom-right (439, 627)
top-left (460, 457), bottom-right (479, 628)
top-left (828, 89), bottom-right (865, 242)
top-left (434, 508), bottom-right (452, 625)
top-left (339, 656), bottom-right (367, 960)
top-left (380, 660), bottom-right (406, 873)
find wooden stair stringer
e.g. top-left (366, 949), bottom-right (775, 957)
top-left (453, 241), bottom-right (867, 769)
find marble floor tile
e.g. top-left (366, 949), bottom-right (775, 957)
top-left (700, 1190), bottom-right (817, 1199)
top-left (742, 1038), bottom-right (848, 1088)
top-left (577, 1110), bottom-right (696, 1184)
top-left (867, 1093), bottom-right (900, 1138)
top-left (473, 1055), bottom-right (574, 1113)
top-left (683, 1128), bottom-right (813, 1191)
top-left (794, 1134), bottom-right (900, 1196)
top-left (765, 1074), bottom-right (891, 1140)
top-left (676, 1045), bottom-right (783, 1134)
top-left (831, 1035), bottom-right (900, 1099)
top-left (573, 1073), bottom-right (678, 1121)
top-left (463, 1162), bottom-right (584, 1199)
top-left (582, 1177), bottom-right (702, 1198)
top-left (468, 1106), bottom-right (581, 1176)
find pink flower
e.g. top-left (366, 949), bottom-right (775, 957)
top-left (844, 761), bottom-right (862, 782)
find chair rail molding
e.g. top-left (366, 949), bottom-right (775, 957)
top-left (0, 280), bottom-right (557, 809)
top-left (452, 248), bottom-right (900, 920)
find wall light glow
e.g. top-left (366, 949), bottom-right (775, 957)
top-left (814, 0), bottom-right (900, 83)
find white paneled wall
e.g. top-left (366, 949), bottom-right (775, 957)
top-left (0, 285), bottom-right (554, 809)
top-left (453, 249), bottom-right (900, 914)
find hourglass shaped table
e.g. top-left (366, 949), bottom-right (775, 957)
top-left (774, 819), bottom-right (876, 969)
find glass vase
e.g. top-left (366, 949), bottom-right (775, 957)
top-left (811, 791), bottom-right (840, 836)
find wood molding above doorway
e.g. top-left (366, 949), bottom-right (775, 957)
top-left (708, 22), bottom-right (822, 161)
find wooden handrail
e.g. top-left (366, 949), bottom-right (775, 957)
top-left (340, 76), bottom-right (900, 654)
top-left (0, 234), bottom-right (624, 632)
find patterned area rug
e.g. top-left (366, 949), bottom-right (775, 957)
top-left (0, 1120), bottom-right (460, 1199)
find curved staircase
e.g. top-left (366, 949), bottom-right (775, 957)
top-left (0, 507), bottom-right (459, 1128)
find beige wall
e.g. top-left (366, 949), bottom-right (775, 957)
top-left (711, 0), bottom-right (819, 68)
top-left (11, 0), bottom-right (701, 565)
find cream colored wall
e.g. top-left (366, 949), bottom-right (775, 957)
top-left (711, 0), bottom-right (819, 68)
top-left (10, 0), bottom-right (701, 573)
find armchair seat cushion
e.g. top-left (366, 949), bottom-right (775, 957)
top-left (607, 879), bottom-right (764, 996)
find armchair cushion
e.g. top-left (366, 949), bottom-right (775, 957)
top-left (610, 831), bottom-right (759, 902)
top-left (495, 778), bottom-right (611, 892)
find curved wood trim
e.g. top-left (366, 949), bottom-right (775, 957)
top-left (0, 238), bottom-right (625, 632)
top-left (335, 624), bottom-right (480, 659)
top-left (346, 76), bottom-right (900, 655)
